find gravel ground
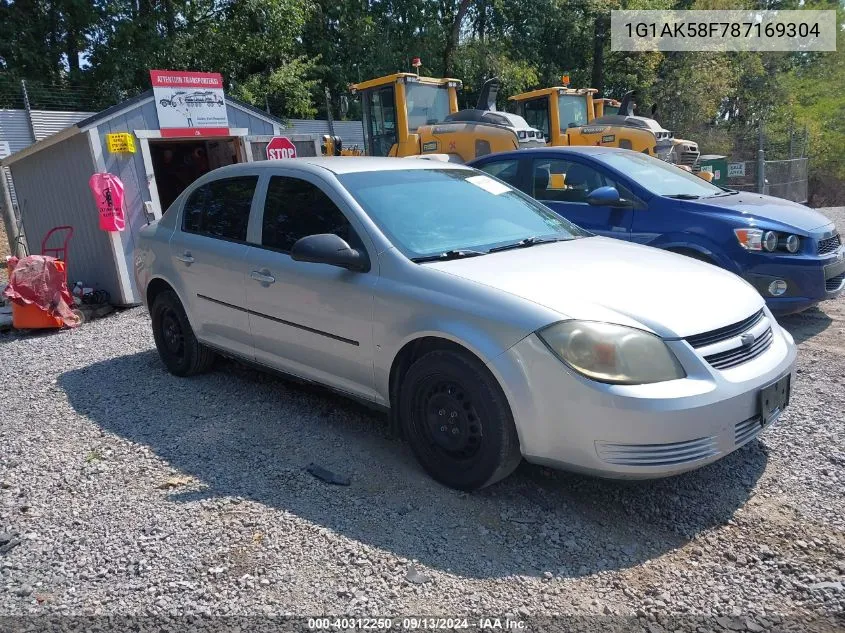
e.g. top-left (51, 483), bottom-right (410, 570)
top-left (0, 211), bottom-right (844, 631)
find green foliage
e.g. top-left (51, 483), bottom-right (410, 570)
top-left (0, 0), bottom-right (842, 200)
top-left (451, 40), bottom-right (540, 109)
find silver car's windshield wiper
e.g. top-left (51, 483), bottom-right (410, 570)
top-left (488, 236), bottom-right (562, 253)
top-left (707, 190), bottom-right (740, 197)
top-left (411, 249), bottom-right (487, 263)
top-left (665, 193), bottom-right (701, 200)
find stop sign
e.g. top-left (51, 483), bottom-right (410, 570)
top-left (266, 136), bottom-right (297, 160)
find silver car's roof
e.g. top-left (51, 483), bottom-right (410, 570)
top-left (208, 156), bottom-right (473, 177)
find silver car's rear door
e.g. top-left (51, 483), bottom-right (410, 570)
top-left (168, 174), bottom-right (260, 360)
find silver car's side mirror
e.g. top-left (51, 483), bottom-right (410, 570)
top-left (290, 233), bottom-right (369, 272)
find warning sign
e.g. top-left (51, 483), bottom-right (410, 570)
top-left (106, 133), bottom-right (137, 154)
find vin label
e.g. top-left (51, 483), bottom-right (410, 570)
top-left (611, 10), bottom-right (835, 52)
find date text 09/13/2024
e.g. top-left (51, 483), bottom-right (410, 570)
top-left (307, 617), bottom-right (526, 630)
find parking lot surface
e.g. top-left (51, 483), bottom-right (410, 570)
top-left (0, 210), bottom-right (843, 630)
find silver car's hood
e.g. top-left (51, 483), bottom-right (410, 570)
top-left (425, 237), bottom-right (764, 339)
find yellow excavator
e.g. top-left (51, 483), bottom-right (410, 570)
top-left (350, 73), bottom-right (544, 162)
top-left (509, 77), bottom-right (707, 176)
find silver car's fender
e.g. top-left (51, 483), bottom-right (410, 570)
top-left (371, 250), bottom-right (564, 406)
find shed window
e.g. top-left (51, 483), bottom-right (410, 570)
top-left (182, 176), bottom-right (258, 242)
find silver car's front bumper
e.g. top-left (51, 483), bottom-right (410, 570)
top-left (489, 319), bottom-right (797, 478)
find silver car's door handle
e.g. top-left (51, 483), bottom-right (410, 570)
top-left (250, 270), bottom-right (276, 284)
top-left (176, 251), bottom-right (195, 264)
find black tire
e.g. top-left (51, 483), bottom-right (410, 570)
top-left (399, 349), bottom-right (522, 490)
top-left (151, 290), bottom-right (215, 376)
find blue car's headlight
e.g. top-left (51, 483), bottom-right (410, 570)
top-left (537, 321), bottom-right (686, 385)
top-left (735, 228), bottom-right (801, 253)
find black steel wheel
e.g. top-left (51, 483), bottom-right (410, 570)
top-left (400, 349), bottom-right (521, 490)
top-left (151, 290), bottom-right (215, 376)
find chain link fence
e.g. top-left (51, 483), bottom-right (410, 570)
top-left (723, 157), bottom-right (808, 203)
top-left (727, 158), bottom-right (809, 204)
top-left (762, 158), bottom-right (808, 203)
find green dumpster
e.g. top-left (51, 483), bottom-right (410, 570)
top-left (698, 154), bottom-right (728, 186)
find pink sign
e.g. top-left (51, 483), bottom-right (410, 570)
top-left (89, 173), bottom-right (126, 232)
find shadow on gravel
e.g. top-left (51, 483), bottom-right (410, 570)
top-left (59, 351), bottom-right (767, 580)
top-left (778, 307), bottom-right (833, 345)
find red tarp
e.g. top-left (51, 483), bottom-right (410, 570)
top-left (2, 255), bottom-right (81, 327)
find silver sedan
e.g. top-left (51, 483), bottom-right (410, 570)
top-left (134, 157), bottom-right (796, 490)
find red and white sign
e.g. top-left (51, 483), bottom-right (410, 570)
top-left (150, 70), bottom-right (229, 138)
top-left (266, 137), bottom-right (298, 160)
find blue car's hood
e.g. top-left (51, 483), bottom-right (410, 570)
top-left (685, 192), bottom-right (834, 234)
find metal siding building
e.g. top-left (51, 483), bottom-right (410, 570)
top-left (30, 110), bottom-right (96, 141)
top-left (1, 108), bottom-right (94, 210)
top-left (2, 90), bottom-right (290, 306)
top-left (288, 119), bottom-right (366, 151)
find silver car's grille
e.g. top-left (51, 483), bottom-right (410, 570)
top-left (685, 309), bottom-right (774, 370)
top-left (703, 327), bottom-right (773, 370)
top-left (596, 436), bottom-right (718, 467)
top-left (826, 272), bottom-right (845, 292)
top-left (818, 234), bottom-right (841, 256)
top-left (685, 309), bottom-right (764, 348)
top-left (735, 415), bottom-right (764, 446)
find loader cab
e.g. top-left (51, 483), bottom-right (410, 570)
top-left (352, 73), bottom-right (460, 157)
top-left (594, 98), bottom-right (620, 118)
top-left (510, 85), bottom-right (595, 146)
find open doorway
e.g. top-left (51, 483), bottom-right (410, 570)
top-left (149, 137), bottom-right (241, 211)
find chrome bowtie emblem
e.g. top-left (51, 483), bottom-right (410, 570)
top-left (740, 332), bottom-right (756, 346)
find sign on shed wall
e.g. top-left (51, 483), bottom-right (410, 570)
top-left (150, 70), bottom-right (229, 138)
top-left (106, 133), bottom-right (136, 153)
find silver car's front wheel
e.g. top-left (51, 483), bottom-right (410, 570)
top-left (400, 349), bottom-right (522, 490)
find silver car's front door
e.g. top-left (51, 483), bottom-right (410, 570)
top-left (244, 172), bottom-right (377, 401)
top-left (169, 174), bottom-right (260, 360)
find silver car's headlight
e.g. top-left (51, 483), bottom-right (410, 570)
top-left (537, 321), bottom-right (686, 385)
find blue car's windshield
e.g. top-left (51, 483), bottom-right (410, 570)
top-left (338, 168), bottom-right (587, 259)
top-left (595, 151), bottom-right (725, 198)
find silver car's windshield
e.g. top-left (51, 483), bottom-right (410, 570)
top-left (595, 151), bottom-right (724, 198)
top-left (338, 168), bottom-right (587, 259)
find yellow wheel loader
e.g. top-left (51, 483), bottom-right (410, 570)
top-left (509, 79), bottom-right (709, 179)
top-left (321, 135), bottom-right (364, 157)
top-left (593, 97), bottom-right (620, 118)
top-left (350, 73), bottom-right (544, 162)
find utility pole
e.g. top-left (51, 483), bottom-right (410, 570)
top-left (324, 87), bottom-right (335, 137)
top-left (756, 119), bottom-right (765, 194)
top-left (0, 167), bottom-right (25, 259)
top-left (20, 80), bottom-right (37, 143)
top-left (788, 120), bottom-right (794, 160)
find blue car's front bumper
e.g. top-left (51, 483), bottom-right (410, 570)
top-left (741, 247), bottom-right (845, 315)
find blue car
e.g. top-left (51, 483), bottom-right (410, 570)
top-left (469, 147), bottom-right (844, 315)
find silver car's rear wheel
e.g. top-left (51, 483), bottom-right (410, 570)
top-left (400, 349), bottom-right (521, 490)
top-left (151, 290), bottom-right (215, 377)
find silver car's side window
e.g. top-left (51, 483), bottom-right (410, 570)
top-left (260, 176), bottom-right (364, 253)
top-left (182, 176), bottom-right (258, 242)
